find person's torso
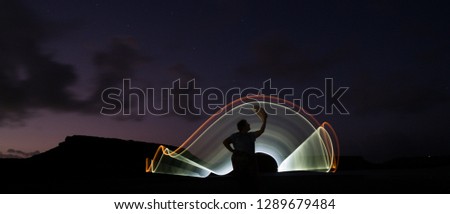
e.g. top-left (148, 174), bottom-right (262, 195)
top-left (230, 132), bottom-right (256, 154)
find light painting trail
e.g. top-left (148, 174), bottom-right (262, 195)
top-left (146, 95), bottom-right (339, 177)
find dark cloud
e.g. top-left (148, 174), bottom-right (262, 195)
top-left (0, 152), bottom-right (22, 159)
top-left (0, 0), bottom-right (83, 126)
top-left (7, 149), bottom-right (40, 158)
top-left (168, 64), bottom-right (199, 82)
top-left (87, 37), bottom-right (151, 119)
top-left (0, 1), bottom-right (152, 125)
top-left (0, 149), bottom-right (40, 159)
top-left (91, 37), bottom-right (150, 95)
top-left (166, 64), bottom-right (202, 120)
top-left (237, 35), bottom-right (348, 81)
top-left (349, 57), bottom-right (450, 117)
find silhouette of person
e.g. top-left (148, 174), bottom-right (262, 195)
top-left (223, 106), bottom-right (268, 177)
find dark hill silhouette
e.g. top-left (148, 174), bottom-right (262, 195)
top-left (1, 135), bottom-right (449, 193)
top-left (337, 156), bottom-right (377, 170)
top-left (1, 135), bottom-right (180, 186)
top-left (29, 135), bottom-right (167, 178)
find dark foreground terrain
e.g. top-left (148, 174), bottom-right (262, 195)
top-left (1, 135), bottom-right (449, 193)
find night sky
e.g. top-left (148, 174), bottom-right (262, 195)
top-left (1, 0), bottom-right (449, 162)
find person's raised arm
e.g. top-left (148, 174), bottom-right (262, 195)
top-left (254, 108), bottom-right (268, 138)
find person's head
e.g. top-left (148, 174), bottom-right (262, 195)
top-left (237, 119), bottom-right (250, 133)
